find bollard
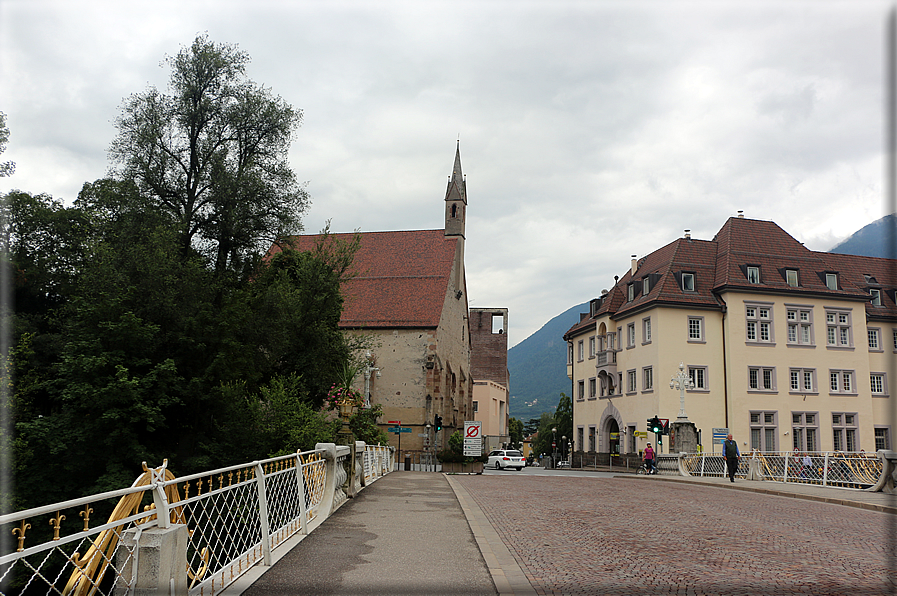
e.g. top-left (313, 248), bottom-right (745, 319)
top-left (405, 454), bottom-right (411, 471)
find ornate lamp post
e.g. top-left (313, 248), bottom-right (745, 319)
top-left (336, 392), bottom-right (357, 445)
top-left (669, 362), bottom-right (695, 421)
top-left (362, 351), bottom-right (381, 409)
top-left (552, 427), bottom-right (558, 467)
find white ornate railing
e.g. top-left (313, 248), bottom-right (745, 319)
top-left (679, 450), bottom-right (884, 490)
top-left (0, 442), bottom-right (394, 596)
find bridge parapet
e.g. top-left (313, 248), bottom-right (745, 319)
top-left (0, 443), bottom-right (395, 595)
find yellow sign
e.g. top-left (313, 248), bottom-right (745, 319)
top-left (610, 432), bottom-right (619, 439)
top-left (634, 431), bottom-right (648, 438)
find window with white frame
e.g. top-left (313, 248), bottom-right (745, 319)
top-left (688, 366), bottom-right (707, 390)
top-left (473, 401), bottom-right (478, 412)
top-left (870, 373), bottom-right (887, 396)
top-left (785, 269), bottom-right (799, 287)
top-left (642, 317), bottom-right (652, 343)
top-left (643, 367), bottom-right (653, 391)
top-left (792, 412), bottom-right (818, 451)
top-left (628, 284), bottom-right (635, 302)
top-left (627, 370), bottom-right (637, 393)
top-left (589, 337), bottom-right (595, 358)
top-left (875, 427), bottom-right (891, 451)
top-left (868, 328), bottom-right (881, 351)
top-left (578, 340), bottom-right (584, 361)
top-left (825, 309), bottom-right (852, 348)
top-left (627, 323), bottom-right (636, 348)
top-left (789, 368), bottom-right (815, 393)
top-left (785, 306), bottom-right (813, 346)
top-left (642, 277), bottom-right (650, 296)
top-left (825, 273), bottom-right (838, 290)
top-left (746, 266), bottom-right (760, 284)
top-left (829, 369), bottom-right (855, 394)
top-left (681, 272), bottom-right (695, 292)
top-left (687, 316), bottom-right (703, 341)
top-left (750, 411), bottom-right (777, 452)
top-left (588, 426), bottom-right (596, 452)
top-left (745, 303), bottom-right (774, 344)
top-left (578, 380), bottom-right (585, 400)
top-left (870, 288), bottom-right (882, 306)
top-left (589, 377), bottom-right (596, 398)
top-left (832, 413), bottom-right (858, 452)
top-left (893, 328), bottom-right (897, 351)
top-left (749, 366), bottom-right (776, 391)
top-left (568, 343), bottom-right (573, 364)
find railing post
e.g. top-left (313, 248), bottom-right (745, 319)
top-left (822, 452), bottom-right (830, 487)
top-left (700, 452), bottom-right (706, 477)
top-left (254, 463), bottom-right (273, 566)
top-left (783, 452), bottom-right (790, 483)
top-left (295, 452), bottom-right (309, 536)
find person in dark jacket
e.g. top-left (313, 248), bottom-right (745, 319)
top-left (723, 434), bottom-right (740, 482)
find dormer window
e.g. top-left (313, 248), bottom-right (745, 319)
top-left (785, 269), bottom-right (799, 288)
top-left (681, 272), bottom-right (695, 292)
top-left (871, 288), bottom-right (882, 306)
top-left (642, 277), bottom-right (650, 296)
top-left (864, 274), bottom-right (878, 284)
top-left (628, 284), bottom-right (635, 301)
top-left (825, 273), bottom-right (838, 291)
top-left (746, 266), bottom-right (760, 284)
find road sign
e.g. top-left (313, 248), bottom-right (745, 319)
top-left (417, 433), bottom-right (428, 438)
top-left (398, 427), bottom-right (412, 433)
top-left (634, 431), bottom-right (647, 438)
top-left (387, 420), bottom-right (401, 425)
top-left (388, 426), bottom-right (412, 433)
top-left (712, 428), bottom-right (729, 444)
top-left (463, 421), bottom-right (483, 456)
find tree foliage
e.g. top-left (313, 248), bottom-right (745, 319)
top-left (6, 35), bottom-right (363, 511)
top-left (109, 34), bottom-right (308, 274)
top-left (0, 111), bottom-right (14, 177)
top-left (508, 417), bottom-right (523, 449)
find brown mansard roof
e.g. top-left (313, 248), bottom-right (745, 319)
top-left (564, 216), bottom-right (896, 338)
top-left (268, 229), bottom-right (458, 328)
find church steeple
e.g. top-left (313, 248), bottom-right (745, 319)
top-left (444, 141), bottom-right (466, 238)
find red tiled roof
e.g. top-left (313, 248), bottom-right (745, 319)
top-left (565, 217), bottom-right (897, 329)
top-left (268, 229), bottom-right (459, 328)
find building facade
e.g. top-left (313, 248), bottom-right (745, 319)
top-left (470, 308), bottom-right (510, 451)
top-left (565, 215), bottom-right (896, 457)
top-left (270, 144), bottom-right (474, 452)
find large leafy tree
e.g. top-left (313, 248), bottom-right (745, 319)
top-left (109, 34), bottom-right (308, 274)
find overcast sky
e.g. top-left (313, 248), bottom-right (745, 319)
top-left (1, 0), bottom-right (891, 347)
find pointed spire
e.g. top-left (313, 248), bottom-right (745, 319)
top-left (445, 140), bottom-right (466, 204)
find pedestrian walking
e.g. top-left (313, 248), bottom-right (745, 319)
top-left (723, 434), bottom-right (740, 482)
top-left (643, 443), bottom-right (656, 474)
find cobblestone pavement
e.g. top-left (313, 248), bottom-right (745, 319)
top-left (452, 475), bottom-right (897, 596)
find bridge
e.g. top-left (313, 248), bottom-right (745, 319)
top-left (1, 447), bottom-right (895, 595)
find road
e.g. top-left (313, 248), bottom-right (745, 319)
top-left (452, 473), bottom-right (895, 595)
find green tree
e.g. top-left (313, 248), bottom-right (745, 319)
top-left (0, 111), bottom-right (14, 177)
top-left (109, 34), bottom-right (308, 274)
top-left (554, 392), bottom-right (573, 444)
top-left (508, 417), bottom-right (523, 449)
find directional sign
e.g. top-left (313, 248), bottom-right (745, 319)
top-left (387, 420), bottom-right (401, 425)
top-left (388, 426), bottom-right (412, 434)
top-left (398, 427), bottom-right (412, 433)
top-left (712, 428), bottom-right (729, 444)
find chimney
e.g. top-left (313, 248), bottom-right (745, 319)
top-left (631, 255), bottom-right (637, 276)
top-left (737, 210), bottom-right (744, 218)
top-left (684, 229), bottom-right (691, 240)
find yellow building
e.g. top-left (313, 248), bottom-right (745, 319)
top-left (565, 215), bottom-right (895, 457)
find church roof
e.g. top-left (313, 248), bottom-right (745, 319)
top-left (444, 141), bottom-right (467, 204)
top-left (269, 229), bottom-right (459, 328)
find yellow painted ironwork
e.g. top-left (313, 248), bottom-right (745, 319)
top-left (64, 460), bottom-right (186, 596)
top-left (49, 511), bottom-right (65, 541)
top-left (187, 547), bottom-right (210, 589)
top-left (12, 520), bottom-right (30, 552)
top-left (79, 505), bottom-right (93, 532)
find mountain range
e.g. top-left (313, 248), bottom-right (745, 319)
top-left (506, 214), bottom-right (895, 421)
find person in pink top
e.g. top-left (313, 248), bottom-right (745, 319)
top-left (643, 443), bottom-right (656, 474)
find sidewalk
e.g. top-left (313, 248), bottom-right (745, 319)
top-left (238, 471), bottom-right (502, 595)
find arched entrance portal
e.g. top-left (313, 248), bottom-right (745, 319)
top-left (607, 418), bottom-right (620, 455)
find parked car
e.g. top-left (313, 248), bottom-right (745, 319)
top-left (487, 450), bottom-right (526, 470)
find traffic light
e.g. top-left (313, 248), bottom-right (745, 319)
top-left (434, 415), bottom-right (443, 432)
top-left (648, 416), bottom-right (662, 434)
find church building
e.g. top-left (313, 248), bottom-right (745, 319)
top-left (269, 144), bottom-right (474, 453)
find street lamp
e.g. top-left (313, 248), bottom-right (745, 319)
top-left (561, 436), bottom-right (567, 462)
top-left (362, 351), bottom-right (381, 409)
top-left (670, 362), bottom-right (695, 420)
top-left (425, 423), bottom-right (432, 472)
top-left (552, 427), bottom-right (557, 467)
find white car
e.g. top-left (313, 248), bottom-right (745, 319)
top-left (487, 450), bottom-right (526, 471)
